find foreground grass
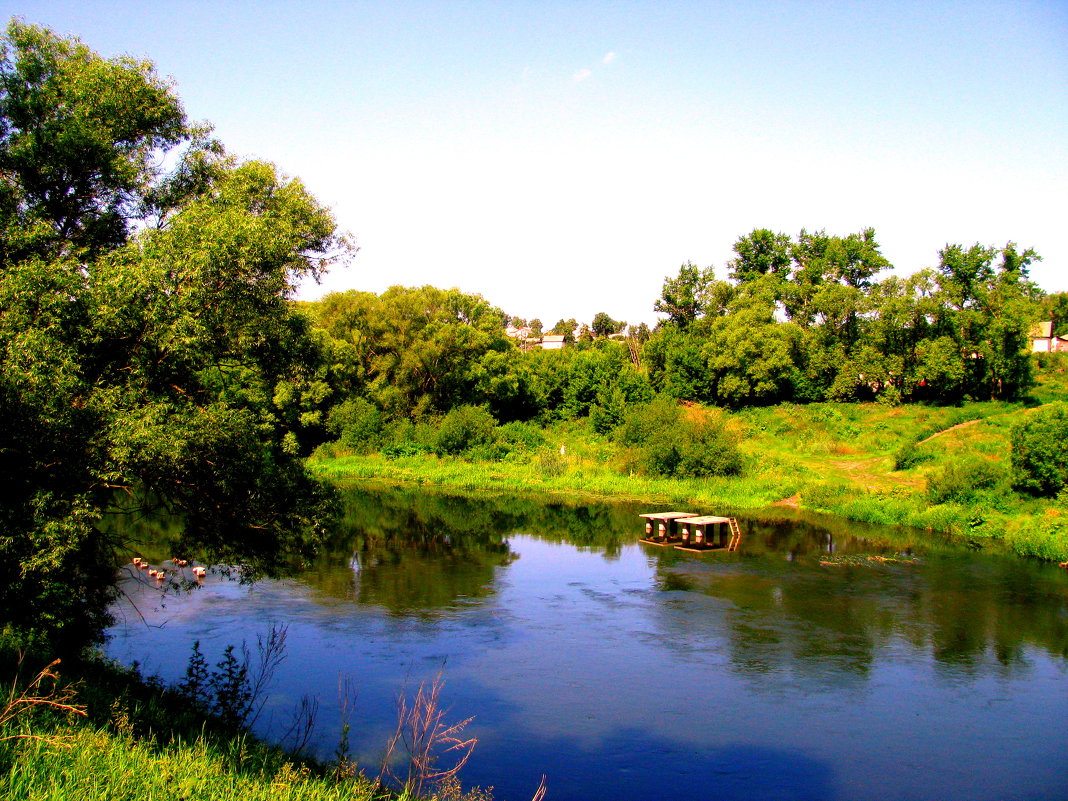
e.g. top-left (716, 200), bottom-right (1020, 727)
top-left (2, 727), bottom-right (379, 801)
top-left (310, 363), bottom-right (1068, 562)
top-left (0, 654), bottom-right (402, 801)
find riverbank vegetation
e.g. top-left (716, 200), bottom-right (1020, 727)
top-left (0, 640), bottom-right (499, 801)
top-left (310, 358), bottom-right (1068, 562)
top-left (291, 221), bottom-right (1068, 563)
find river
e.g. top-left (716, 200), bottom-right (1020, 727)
top-left (104, 484), bottom-right (1068, 801)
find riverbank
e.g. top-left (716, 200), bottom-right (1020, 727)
top-left (309, 393), bottom-right (1068, 563)
top-left (0, 651), bottom-right (391, 801)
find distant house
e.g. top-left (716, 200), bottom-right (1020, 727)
top-left (540, 335), bottom-right (566, 350)
top-left (505, 325), bottom-right (533, 340)
top-left (1031, 321), bottom-right (1068, 353)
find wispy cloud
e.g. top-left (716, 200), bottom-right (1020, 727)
top-left (571, 51), bottom-right (618, 84)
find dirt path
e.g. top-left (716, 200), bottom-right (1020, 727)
top-left (915, 402), bottom-right (1056, 446)
top-left (917, 418), bottom-right (981, 445)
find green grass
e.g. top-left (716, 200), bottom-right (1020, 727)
top-left (1, 726), bottom-right (381, 801)
top-left (309, 359), bottom-right (1068, 562)
top-left (0, 653), bottom-right (476, 801)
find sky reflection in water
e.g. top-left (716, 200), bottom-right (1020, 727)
top-left (106, 487), bottom-right (1068, 801)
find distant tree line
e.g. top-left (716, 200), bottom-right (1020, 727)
top-left (302, 227), bottom-right (1053, 456)
top-left (644, 228), bottom-right (1045, 407)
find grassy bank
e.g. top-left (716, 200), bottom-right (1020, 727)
top-left (0, 653), bottom-right (376, 801)
top-left (309, 365), bottom-right (1068, 562)
top-left (0, 651), bottom-right (490, 801)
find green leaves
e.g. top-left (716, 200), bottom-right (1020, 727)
top-left (654, 262), bottom-right (716, 329)
top-left (0, 20), bottom-right (187, 259)
top-left (0, 22), bottom-right (347, 649)
top-left (1011, 403), bottom-right (1068, 497)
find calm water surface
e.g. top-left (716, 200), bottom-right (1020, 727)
top-left (105, 486), bottom-right (1068, 801)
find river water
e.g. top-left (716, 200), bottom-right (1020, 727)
top-left (105, 484), bottom-right (1068, 801)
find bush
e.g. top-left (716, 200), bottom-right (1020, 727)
top-left (327, 397), bottom-right (384, 453)
top-left (1011, 402), bottom-right (1068, 496)
top-left (616, 395), bottom-right (680, 448)
top-left (617, 396), bottom-right (742, 479)
top-left (382, 418), bottom-right (436, 458)
top-left (926, 458), bottom-right (1009, 505)
top-left (433, 405), bottom-right (498, 456)
top-left (497, 421), bottom-right (545, 453)
top-left (893, 442), bottom-right (934, 471)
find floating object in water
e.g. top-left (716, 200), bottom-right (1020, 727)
top-left (132, 557), bottom-right (143, 566)
top-left (639, 512), bottom-right (742, 552)
top-left (192, 566), bottom-right (207, 578)
top-left (638, 511), bottom-right (695, 543)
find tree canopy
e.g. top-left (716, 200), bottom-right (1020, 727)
top-left (0, 21), bottom-right (351, 649)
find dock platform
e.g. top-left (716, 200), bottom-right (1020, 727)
top-left (640, 512), bottom-right (743, 552)
top-left (639, 512), bottom-right (696, 545)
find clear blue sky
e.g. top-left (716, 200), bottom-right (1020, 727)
top-left (8, 1), bottom-right (1066, 325)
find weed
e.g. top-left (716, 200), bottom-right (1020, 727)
top-left (380, 667), bottom-right (477, 799)
top-left (178, 625), bottom-right (288, 731)
top-left (0, 658), bottom-right (85, 746)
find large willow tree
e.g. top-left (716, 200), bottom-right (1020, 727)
top-left (0, 21), bottom-right (352, 649)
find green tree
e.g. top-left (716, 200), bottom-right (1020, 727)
top-left (701, 294), bottom-right (798, 407)
top-left (728, 228), bottom-right (792, 285)
top-left (591, 312), bottom-right (624, 338)
top-left (307, 286), bottom-right (531, 421)
top-left (0, 20), bottom-right (188, 260)
top-left (1040, 292), bottom-right (1068, 338)
top-left (782, 228), bottom-right (889, 325)
top-left (550, 318), bottom-right (578, 342)
top-left (1010, 403), bottom-right (1068, 497)
top-left (0, 22), bottom-right (350, 649)
top-left (929, 242), bottom-right (1041, 400)
top-left (654, 262), bottom-right (715, 329)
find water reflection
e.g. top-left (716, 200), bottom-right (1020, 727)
top-left (105, 483), bottom-right (1068, 801)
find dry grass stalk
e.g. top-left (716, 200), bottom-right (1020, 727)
top-left (0, 658), bottom-right (87, 746)
top-left (380, 667), bottom-right (477, 798)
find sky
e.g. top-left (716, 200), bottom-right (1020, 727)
top-left (8, 1), bottom-right (1067, 325)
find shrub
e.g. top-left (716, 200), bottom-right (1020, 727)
top-left (1011, 402), bottom-right (1068, 496)
top-left (327, 397), bottom-right (384, 453)
top-left (926, 458), bottom-right (1009, 505)
top-left (616, 395), bottom-right (681, 448)
top-left (497, 421), bottom-right (545, 453)
top-left (382, 418), bottom-right (436, 458)
top-left (433, 405), bottom-right (498, 456)
top-left (617, 396), bottom-right (742, 479)
top-left (893, 442), bottom-right (934, 471)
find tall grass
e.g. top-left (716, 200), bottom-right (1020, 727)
top-left (0, 647), bottom-right (499, 801)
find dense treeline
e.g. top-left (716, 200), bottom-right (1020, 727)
top-left (646, 229), bottom-right (1043, 407)
top-left (300, 229), bottom-right (1056, 479)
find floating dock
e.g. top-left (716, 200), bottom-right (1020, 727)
top-left (640, 512), bottom-right (742, 552)
top-left (639, 512), bottom-right (696, 545)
